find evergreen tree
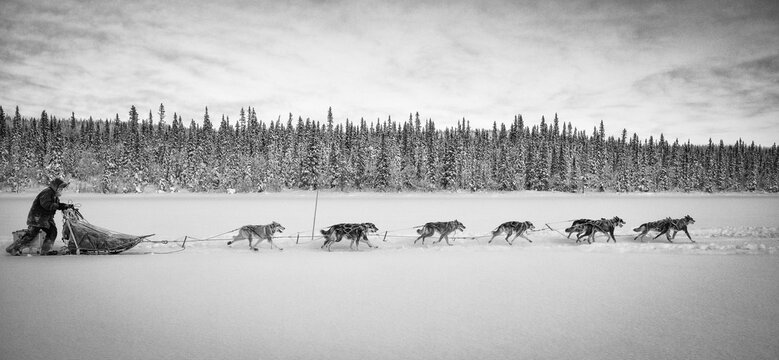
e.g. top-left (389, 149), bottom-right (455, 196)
top-left (441, 136), bottom-right (457, 190)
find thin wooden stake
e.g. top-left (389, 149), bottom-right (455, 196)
top-left (310, 190), bottom-right (319, 243)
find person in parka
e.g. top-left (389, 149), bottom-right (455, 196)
top-left (6, 178), bottom-right (74, 256)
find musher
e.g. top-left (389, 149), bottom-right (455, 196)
top-left (6, 178), bottom-right (74, 256)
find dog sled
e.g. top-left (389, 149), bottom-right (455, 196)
top-left (60, 208), bottom-right (152, 255)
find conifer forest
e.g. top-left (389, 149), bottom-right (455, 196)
top-left (0, 105), bottom-right (776, 193)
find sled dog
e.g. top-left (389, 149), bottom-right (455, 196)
top-left (489, 221), bottom-right (535, 245)
top-left (632, 217), bottom-right (673, 242)
top-left (660, 215), bottom-right (696, 243)
top-left (414, 220), bottom-right (466, 246)
top-left (320, 223), bottom-right (379, 251)
top-left (565, 218), bottom-right (604, 239)
top-left (228, 222), bottom-right (285, 251)
top-left (633, 215), bottom-right (695, 243)
top-left (577, 217), bottom-right (625, 244)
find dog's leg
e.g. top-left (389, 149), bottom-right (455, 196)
top-left (634, 228), bottom-right (646, 241)
top-left (433, 232), bottom-right (445, 244)
top-left (576, 230), bottom-right (588, 243)
top-left (654, 229), bottom-right (668, 241)
top-left (246, 234), bottom-right (256, 250)
top-left (362, 234), bottom-right (375, 249)
top-left (268, 238), bottom-right (283, 251)
top-left (665, 229), bottom-right (674, 243)
top-left (519, 233), bottom-right (533, 243)
top-left (488, 230), bottom-right (500, 244)
top-left (321, 235), bottom-right (334, 250)
top-left (228, 234), bottom-right (244, 246)
top-left (683, 228), bottom-right (694, 243)
top-left (445, 233), bottom-right (453, 246)
top-left (505, 231), bottom-right (514, 245)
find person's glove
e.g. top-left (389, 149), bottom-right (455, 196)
top-left (59, 203), bottom-right (74, 210)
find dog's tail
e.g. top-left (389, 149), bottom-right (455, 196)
top-left (320, 226), bottom-right (333, 236)
top-left (416, 226), bottom-right (425, 235)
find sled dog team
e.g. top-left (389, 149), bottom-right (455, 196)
top-left (228, 215), bottom-right (696, 251)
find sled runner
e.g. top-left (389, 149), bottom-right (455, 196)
top-left (61, 208), bottom-right (152, 255)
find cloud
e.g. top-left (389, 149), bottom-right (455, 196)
top-left (635, 53), bottom-right (779, 116)
top-left (1, 0), bottom-right (778, 144)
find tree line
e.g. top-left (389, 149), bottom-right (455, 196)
top-left (0, 105), bottom-right (776, 193)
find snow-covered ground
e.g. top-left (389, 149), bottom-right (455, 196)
top-left (1, 192), bottom-right (778, 360)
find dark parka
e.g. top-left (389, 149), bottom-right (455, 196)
top-left (27, 180), bottom-right (68, 229)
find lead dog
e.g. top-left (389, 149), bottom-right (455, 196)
top-left (414, 220), bottom-right (466, 246)
top-left (489, 221), bottom-right (534, 245)
top-left (227, 222), bottom-right (285, 251)
top-left (320, 223), bottom-right (379, 251)
top-left (633, 215), bottom-right (695, 243)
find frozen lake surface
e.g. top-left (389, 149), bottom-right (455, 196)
top-left (1, 192), bottom-right (778, 359)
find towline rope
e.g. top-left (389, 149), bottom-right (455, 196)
top-left (135, 218), bottom-right (617, 254)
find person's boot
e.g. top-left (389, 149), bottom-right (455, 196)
top-left (39, 244), bottom-right (59, 256)
top-left (8, 245), bottom-right (22, 256)
top-left (39, 237), bottom-right (57, 256)
top-left (6, 241), bottom-right (24, 255)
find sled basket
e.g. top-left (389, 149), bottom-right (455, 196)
top-left (10, 229), bottom-right (45, 254)
top-left (61, 208), bottom-right (151, 255)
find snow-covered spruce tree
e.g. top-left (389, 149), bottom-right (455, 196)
top-left (46, 116), bottom-right (65, 184)
top-left (769, 144), bottom-right (779, 192)
top-left (440, 133), bottom-right (458, 190)
top-left (423, 120), bottom-right (438, 190)
top-left (300, 125), bottom-right (321, 190)
top-left (375, 132), bottom-right (391, 191)
top-left (614, 129), bottom-right (631, 192)
top-left (0, 106), bottom-right (7, 188)
top-left (7, 106), bottom-right (25, 191)
top-left (398, 118), bottom-right (417, 190)
top-left (745, 142), bottom-right (759, 192)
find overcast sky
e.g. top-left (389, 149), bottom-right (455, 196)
top-left (1, 0), bottom-right (777, 145)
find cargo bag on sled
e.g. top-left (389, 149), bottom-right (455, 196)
top-left (61, 208), bottom-right (152, 255)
